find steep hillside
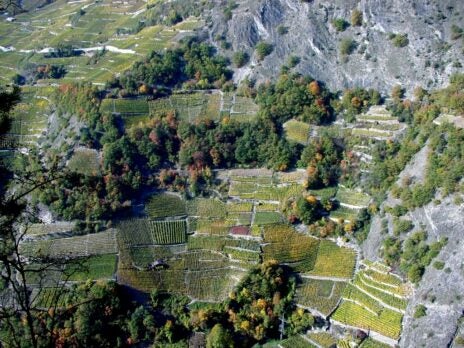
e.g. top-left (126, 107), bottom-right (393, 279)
top-left (208, 0), bottom-right (464, 93)
top-left (362, 139), bottom-right (464, 347)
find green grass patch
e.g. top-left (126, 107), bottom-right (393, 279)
top-left (283, 119), bottom-right (310, 144)
top-left (67, 148), bottom-right (100, 176)
top-left (66, 254), bottom-right (117, 281)
top-left (253, 212), bottom-right (283, 225)
top-left (336, 186), bottom-right (371, 207)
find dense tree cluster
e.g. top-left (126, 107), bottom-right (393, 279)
top-left (335, 87), bottom-right (381, 121)
top-left (299, 136), bottom-right (343, 189)
top-left (256, 73), bottom-right (334, 125)
top-left (382, 231), bottom-right (446, 283)
top-left (107, 39), bottom-right (232, 96)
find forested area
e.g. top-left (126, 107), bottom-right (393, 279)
top-left (2, 23), bottom-right (464, 346)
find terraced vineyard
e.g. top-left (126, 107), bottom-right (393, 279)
top-left (100, 98), bottom-right (149, 116)
top-left (332, 262), bottom-right (410, 341)
top-left (0, 0), bottom-right (204, 83)
top-left (329, 206), bottom-right (359, 222)
top-left (280, 335), bottom-right (316, 348)
top-left (306, 332), bottom-right (337, 348)
top-left (187, 198), bottom-right (226, 218)
top-left (308, 240), bottom-right (357, 279)
top-left (332, 300), bottom-right (403, 340)
top-left (21, 229), bottom-right (118, 258)
top-left (146, 194), bottom-right (186, 218)
top-left (1, 86), bottom-right (51, 150)
top-left (148, 220), bottom-right (187, 245)
top-left (66, 254), bottom-right (117, 281)
top-left (352, 105), bottom-right (406, 140)
top-left (296, 279), bottom-right (347, 317)
top-left (262, 224), bottom-right (320, 272)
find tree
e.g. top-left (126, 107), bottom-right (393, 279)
top-left (391, 84), bottom-right (404, 100)
top-left (0, 86), bottom-right (90, 348)
top-left (332, 18), bottom-right (349, 32)
top-left (340, 38), bottom-right (357, 55)
top-left (296, 196), bottom-right (321, 224)
top-left (391, 33), bottom-right (409, 48)
top-left (206, 324), bottom-right (233, 348)
top-left (0, 86), bottom-right (20, 135)
top-left (255, 42), bottom-right (273, 61)
top-left (232, 51), bottom-right (249, 68)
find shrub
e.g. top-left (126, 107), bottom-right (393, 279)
top-left (340, 38), bottom-right (357, 55)
top-left (288, 56), bottom-right (301, 68)
top-left (277, 25), bottom-right (288, 35)
top-left (413, 305), bottom-right (427, 318)
top-left (433, 260), bottom-right (445, 270)
top-left (351, 9), bottom-right (363, 26)
top-left (390, 204), bottom-right (408, 217)
top-left (407, 264), bottom-right (424, 283)
top-left (255, 42), bottom-right (274, 61)
top-left (393, 218), bottom-right (414, 236)
top-left (233, 52), bottom-right (249, 68)
top-left (451, 24), bottom-right (463, 40)
top-left (223, 1), bottom-right (238, 21)
top-left (391, 34), bottom-right (409, 48)
top-left (332, 18), bottom-right (349, 32)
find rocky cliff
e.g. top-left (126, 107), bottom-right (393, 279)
top-left (207, 0), bottom-right (464, 94)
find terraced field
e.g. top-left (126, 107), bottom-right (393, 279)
top-left (296, 278), bottom-right (347, 317)
top-left (16, 166), bottom-right (407, 341)
top-left (146, 193), bottom-right (186, 218)
top-left (262, 224), bottom-right (320, 272)
top-left (308, 240), bottom-right (357, 279)
top-left (280, 335), bottom-right (316, 348)
top-left (306, 332), bottom-right (337, 348)
top-left (21, 229), bottom-right (118, 258)
top-left (1, 86), bottom-right (51, 150)
top-left (352, 105), bottom-right (406, 140)
top-left (335, 186), bottom-right (371, 208)
top-left (332, 262), bottom-right (410, 341)
top-left (0, 0), bottom-right (205, 83)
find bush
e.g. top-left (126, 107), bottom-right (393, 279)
top-left (332, 18), bottom-right (349, 32)
top-left (407, 264), bottom-right (424, 283)
top-left (277, 25), bottom-right (288, 35)
top-left (340, 38), bottom-right (357, 55)
top-left (255, 42), bottom-right (274, 61)
top-left (223, 1), bottom-right (238, 21)
top-left (393, 218), bottom-right (413, 236)
top-left (390, 204), bottom-right (408, 217)
top-left (433, 260), bottom-right (445, 270)
top-left (413, 305), bottom-right (427, 319)
top-left (451, 24), bottom-right (463, 40)
top-left (232, 51), bottom-right (249, 68)
top-left (391, 34), bottom-right (409, 48)
top-left (351, 9), bottom-right (363, 26)
top-left (288, 56), bottom-right (301, 68)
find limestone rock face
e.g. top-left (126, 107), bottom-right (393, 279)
top-left (208, 0), bottom-right (464, 94)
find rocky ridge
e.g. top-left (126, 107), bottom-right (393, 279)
top-left (208, 0), bottom-right (464, 94)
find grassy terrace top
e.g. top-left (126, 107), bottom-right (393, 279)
top-left (0, 0), bottom-right (204, 83)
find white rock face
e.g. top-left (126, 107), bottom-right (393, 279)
top-left (209, 0), bottom-right (464, 94)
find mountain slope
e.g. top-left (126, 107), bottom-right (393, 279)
top-left (209, 0), bottom-right (464, 93)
